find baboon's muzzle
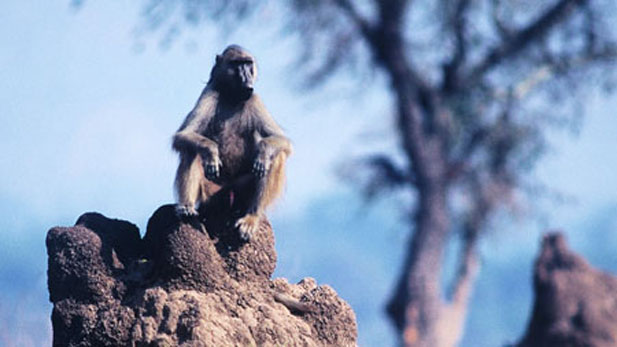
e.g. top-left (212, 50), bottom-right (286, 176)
top-left (238, 64), bottom-right (254, 93)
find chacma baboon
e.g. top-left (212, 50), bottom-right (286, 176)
top-left (172, 45), bottom-right (291, 240)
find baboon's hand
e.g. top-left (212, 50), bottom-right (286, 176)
top-left (204, 156), bottom-right (221, 181)
top-left (252, 157), bottom-right (270, 178)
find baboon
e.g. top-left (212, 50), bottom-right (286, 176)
top-left (172, 45), bottom-right (291, 240)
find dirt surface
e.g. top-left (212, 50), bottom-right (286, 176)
top-left (47, 203), bottom-right (357, 346)
top-left (518, 233), bottom-right (617, 347)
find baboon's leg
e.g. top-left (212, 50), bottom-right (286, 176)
top-left (238, 175), bottom-right (266, 215)
top-left (199, 178), bottom-right (220, 205)
top-left (175, 154), bottom-right (205, 216)
top-left (233, 179), bottom-right (266, 241)
top-left (235, 153), bottom-right (287, 240)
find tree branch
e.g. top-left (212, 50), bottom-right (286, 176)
top-left (492, 45), bottom-right (617, 100)
top-left (490, 0), bottom-right (513, 39)
top-left (468, 0), bottom-right (588, 84)
top-left (302, 31), bottom-right (355, 87)
top-left (360, 154), bottom-right (415, 198)
top-left (450, 181), bottom-right (488, 306)
top-left (332, 0), bottom-right (375, 43)
top-left (367, 155), bottom-right (412, 185)
top-left (450, 231), bottom-right (479, 307)
top-left (438, 221), bottom-right (480, 347)
top-left (443, 0), bottom-right (472, 93)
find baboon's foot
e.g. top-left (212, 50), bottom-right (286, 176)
top-left (234, 214), bottom-right (261, 241)
top-left (175, 204), bottom-right (198, 219)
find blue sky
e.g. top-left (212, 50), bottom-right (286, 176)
top-left (1, 1), bottom-right (616, 346)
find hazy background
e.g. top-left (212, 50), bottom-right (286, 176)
top-left (1, 1), bottom-right (616, 346)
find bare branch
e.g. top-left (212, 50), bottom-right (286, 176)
top-left (364, 154), bottom-right (414, 198)
top-left (340, 154), bottom-right (413, 199)
top-left (336, 0), bottom-right (435, 119)
top-left (450, 175), bottom-right (489, 306)
top-left (443, 0), bottom-right (472, 93)
top-left (469, 0), bottom-right (588, 83)
top-left (490, 0), bottom-right (513, 39)
top-left (443, 226), bottom-right (480, 347)
top-left (450, 233), bottom-right (479, 308)
top-left (342, 0), bottom-right (452, 188)
top-left (366, 155), bottom-right (413, 184)
top-left (301, 31), bottom-right (356, 87)
top-left (455, 127), bottom-right (489, 169)
top-left (492, 45), bottom-right (617, 100)
top-left (332, 0), bottom-right (375, 41)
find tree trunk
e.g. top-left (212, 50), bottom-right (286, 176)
top-left (386, 157), bottom-right (481, 346)
top-left (372, 10), bottom-right (475, 344)
top-left (387, 176), bottom-right (456, 346)
top-left (384, 93), bottom-right (477, 345)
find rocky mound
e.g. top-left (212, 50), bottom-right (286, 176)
top-left (518, 233), bottom-right (617, 347)
top-left (46, 200), bottom-right (357, 346)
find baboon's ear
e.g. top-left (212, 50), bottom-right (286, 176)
top-left (216, 54), bottom-right (222, 64)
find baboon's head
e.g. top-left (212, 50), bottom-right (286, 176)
top-left (211, 45), bottom-right (257, 101)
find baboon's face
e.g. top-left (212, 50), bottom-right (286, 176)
top-left (225, 56), bottom-right (256, 99)
top-left (214, 47), bottom-right (257, 101)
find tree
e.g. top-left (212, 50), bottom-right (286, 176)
top-left (108, 0), bottom-right (617, 345)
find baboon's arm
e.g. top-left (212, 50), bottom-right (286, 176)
top-left (172, 90), bottom-right (219, 161)
top-left (252, 110), bottom-right (292, 177)
top-left (173, 130), bottom-right (219, 159)
top-left (251, 96), bottom-right (292, 158)
top-left (258, 134), bottom-right (292, 157)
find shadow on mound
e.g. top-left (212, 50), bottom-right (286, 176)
top-left (46, 198), bottom-right (357, 346)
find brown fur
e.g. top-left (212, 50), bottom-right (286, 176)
top-left (172, 45), bottom-right (291, 240)
top-left (262, 151), bottom-right (287, 209)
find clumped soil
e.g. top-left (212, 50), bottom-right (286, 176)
top-left (518, 233), bottom-right (617, 347)
top-left (47, 200), bottom-right (357, 346)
